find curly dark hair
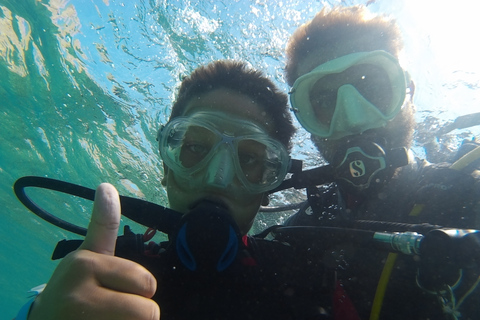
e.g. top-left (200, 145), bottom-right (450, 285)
top-left (170, 60), bottom-right (295, 151)
top-left (285, 5), bottom-right (403, 87)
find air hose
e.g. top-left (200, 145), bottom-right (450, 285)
top-left (370, 145), bottom-right (480, 320)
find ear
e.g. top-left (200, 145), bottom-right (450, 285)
top-left (261, 194), bottom-right (270, 206)
top-left (161, 163), bottom-right (168, 186)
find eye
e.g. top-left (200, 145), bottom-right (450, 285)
top-left (238, 152), bottom-right (259, 166)
top-left (238, 140), bottom-right (265, 166)
top-left (348, 64), bottom-right (394, 113)
top-left (310, 89), bottom-right (337, 109)
top-left (184, 142), bottom-right (209, 156)
top-left (179, 140), bottom-right (212, 168)
top-left (310, 79), bottom-right (339, 126)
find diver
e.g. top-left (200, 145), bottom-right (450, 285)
top-left (16, 60), bottom-right (337, 320)
top-left (283, 5), bottom-right (480, 320)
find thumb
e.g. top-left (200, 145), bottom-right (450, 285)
top-left (79, 183), bottom-right (121, 255)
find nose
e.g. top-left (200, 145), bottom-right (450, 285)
top-left (337, 84), bottom-right (373, 128)
top-left (204, 147), bottom-right (235, 189)
top-left (332, 84), bottom-right (388, 137)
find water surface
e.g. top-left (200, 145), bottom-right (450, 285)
top-left (1, 0), bottom-right (479, 317)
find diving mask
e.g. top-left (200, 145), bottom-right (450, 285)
top-left (290, 50), bottom-right (407, 140)
top-left (158, 111), bottom-right (290, 194)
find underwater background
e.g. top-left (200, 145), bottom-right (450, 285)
top-left (1, 0), bottom-right (479, 317)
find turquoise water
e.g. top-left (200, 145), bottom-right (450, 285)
top-left (1, 0), bottom-right (479, 318)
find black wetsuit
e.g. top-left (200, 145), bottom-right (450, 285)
top-left (48, 200), bottom-right (338, 319)
top-left (286, 157), bottom-right (480, 320)
top-left (127, 235), bottom-right (337, 320)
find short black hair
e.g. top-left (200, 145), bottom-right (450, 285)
top-left (169, 60), bottom-right (295, 151)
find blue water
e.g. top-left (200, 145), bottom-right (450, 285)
top-left (1, 0), bottom-right (479, 317)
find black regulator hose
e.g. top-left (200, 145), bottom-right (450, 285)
top-left (14, 176), bottom-right (181, 236)
top-left (14, 176), bottom-right (92, 235)
top-left (349, 219), bottom-right (442, 234)
top-left (272, 226), bottom-right (377, 250)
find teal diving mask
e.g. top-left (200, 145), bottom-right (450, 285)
top-left (158, 111), bottom-right (290, 194)
top-left (290, 50), bottom-right (407, 140)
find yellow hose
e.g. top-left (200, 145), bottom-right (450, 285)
top-left (368, 146), bottom-right (480, 320)
top-left (449, 146), bottom-right (480, 171)
top-left (369, 253), bottom-right (398, 320)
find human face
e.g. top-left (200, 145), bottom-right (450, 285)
top-left (163, 89), bottom-right (275, 235)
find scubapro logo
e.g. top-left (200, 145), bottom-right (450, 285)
top-left (349, 160), bottom-right (365, 178)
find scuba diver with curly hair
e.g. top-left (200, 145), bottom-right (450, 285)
top-left (284, 5), bottom-right (480, 320)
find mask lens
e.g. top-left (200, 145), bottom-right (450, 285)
top-left (178, 125), bottom-right (217, 168)
top-left (162, 121), bottom-right (215, 171)
top-left (310, 64), bottom-right (394, 125)
top-left (343, 64), bottom-right (394, 114)
top-left (237, 139), bottom-right (266, 184)
top-left (236, 138), bottom-right (287, 191)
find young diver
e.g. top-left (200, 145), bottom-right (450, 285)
top-left (18, 60), bottom-right (336, 320)
top-left (284, 5), bottom-right (480, 320)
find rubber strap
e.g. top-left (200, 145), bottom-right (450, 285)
top-left (15, 297), bottom-right (36, 320)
